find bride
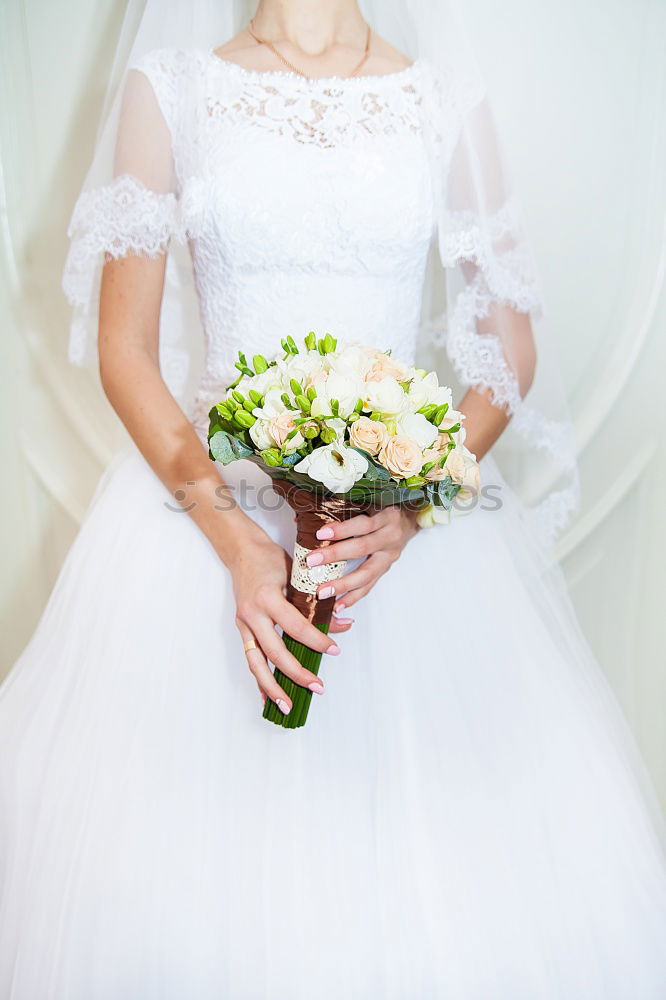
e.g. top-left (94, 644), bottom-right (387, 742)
top-left (1, 0), bottom-right (666, 996)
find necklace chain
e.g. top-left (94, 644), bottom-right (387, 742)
top-left (247, 18), bottom-right (372, 80)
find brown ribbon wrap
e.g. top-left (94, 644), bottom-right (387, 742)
top-left (271, 480), bottom-right (380, 629)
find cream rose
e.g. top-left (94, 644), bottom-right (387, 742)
top-left (378, 435), bottom-right (424, 479)
top-left (268, 412), bottom-right (305, 452)
top-left (348, 416), bottom-right (389, 456)
top-left (365, 352), bottom-right (411, 384)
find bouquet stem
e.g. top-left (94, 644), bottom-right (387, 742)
top-left (263, 481), bottom-right (376, 729)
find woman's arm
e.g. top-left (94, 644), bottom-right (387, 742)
top-left (99, 253), bottom-right (347, 713)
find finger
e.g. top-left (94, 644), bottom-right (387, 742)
top-left (329, 614), bottom-right (354, 633)
top-left (236, 617), bottom-right (292, 714)
top-left (334, 583), bottom-right (372, 613)
top-left (269, 595), bottom-right (341, 657)
top-left (306, 525), bottom-right (394, 567)
top-left (253, 618), bottom-right (328, 694)
top-left (314, 509), bottom-right (391, 543)
top-left (315, 557), bottom-right (379, 602)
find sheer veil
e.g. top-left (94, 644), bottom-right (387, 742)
top-left (62, 0), bottom-right (580, 550)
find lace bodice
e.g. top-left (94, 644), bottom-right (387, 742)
top-left (67, 49), bottom-right (449, 429)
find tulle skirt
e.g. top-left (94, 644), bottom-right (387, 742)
top-left (1, 447), bottom-right (666, 999)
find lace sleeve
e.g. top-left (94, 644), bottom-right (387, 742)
top-left (423, 65), bottom-right (579, 546)
top-left (62, 50), bottom-right (188, 366)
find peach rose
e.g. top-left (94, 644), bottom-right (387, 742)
top-left (348, 416), bottom-right (389, 456)
top-left (378, 435), bottom-right (424, 479)
top-left (268, 412), bottom-right (304, 452)
top-left (365, 352), bottom-right (411, 384)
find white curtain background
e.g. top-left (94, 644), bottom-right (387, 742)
top-left (2, 1), bottom-right (665, 806)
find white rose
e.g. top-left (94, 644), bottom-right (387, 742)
top-left (241, 366), bottom-right (282, 397)
top-left (408, 373), bottom-right (452, 411)
top-left (310, 372), bottom-right (365, 419)
top-left (277, 351), bottom-right (325, 389)
top-left (249, 418), bottom-right (274, 451)
top-left (395, 412), bottom-right (439, 450)
top-left (363, 376), bottom-right (408, 416)
top-left (294, 442), bottom-right (368, 494)
top-left (327, 344), bottom-right (374, 380)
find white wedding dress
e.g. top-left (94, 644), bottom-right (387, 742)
top-left (1, 49), bottom-right (666, 1000)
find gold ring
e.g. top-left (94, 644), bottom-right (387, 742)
top-left (243, 639), bottom-right (258, 653)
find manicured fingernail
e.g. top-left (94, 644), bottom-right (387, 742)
top-left (316, 526), bottom-right (334, 540)
top-left (276, 698), bottom-right (290, 715)
top-left (326, 645), bottom-right (340, 656)
top-left (308, 681), bottom-right (325, 695)
top-left (335, 603), bottom-right (346, 613)
top-left (306, 551), bottom-right (324, 567)
top-left (335, 617), bottom-right (354, 625)
top-left (318, 585), bottom-right (334, 600)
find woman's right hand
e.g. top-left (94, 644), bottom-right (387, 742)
top-left (230, 530), bottom-right (348, 715)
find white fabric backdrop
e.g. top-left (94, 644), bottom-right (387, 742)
top-left (2, 0), bottom-right (665, 805)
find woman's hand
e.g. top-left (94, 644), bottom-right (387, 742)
top-left (231, 529), bottom-right (352, 715)
top-left (307, 506), bottom-right (419, 614)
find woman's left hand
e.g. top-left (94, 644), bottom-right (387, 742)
top-left (306, 506), bottom-right (419, 614)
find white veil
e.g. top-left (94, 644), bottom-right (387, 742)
top-left (62, 0), bottom-right (579, 550)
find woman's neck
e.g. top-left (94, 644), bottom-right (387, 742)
top-left (251, 0), bottom-right (366, 57)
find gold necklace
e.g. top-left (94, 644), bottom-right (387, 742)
top-left (247, 18), bottom-right (372, 80)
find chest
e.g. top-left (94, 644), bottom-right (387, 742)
top-left (176, 65), bottom-right (437, 275)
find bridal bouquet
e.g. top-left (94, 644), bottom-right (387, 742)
top-left (208, 332), bottom-right (479, 728)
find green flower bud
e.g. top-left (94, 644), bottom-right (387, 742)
top-left (320, 427), bottom-right (337, 444)
top-left (404, 475), bottom-right (426, 487)
top-left (433, 404), bottom-right (449, 426)
top-left (226, 398), bottom-right (238, 413)
top-left (289, 378), bottom-right (302, 397)
top-left (287, 335), bottom-right (298, 354)
top-left (348, 412), bottom-right (360, 422)
top-left (323, 333), bottom-right (336, 353)
top-left (354, 397), bottom-right (364, 413)
top-left (304, 331), bottom-right (317, 351)
top-left (248, 389), bottom-right (263, 407)
top-left (242, 397), bottom-right (255, 413)
top-left (330, 398), bottom-right (339, 416)
top-left (216, 403), bottom-right (233, 421)
top-left (295, 394), bottom-right (311, 413)
top-left (253, 354), bottom-right (269, 374)
top-left (261, 448), bottom-right (282, 467)
top-left (234, 410), bottom-right (256, 429)
top-left (306, 386), bottom-right (317, 402)
top-left (280, 392), bottom-right (292, 409)
top-left (232, 390), bottom-right (244, 404)
top-left (302, 423), bottom-right (319, 439)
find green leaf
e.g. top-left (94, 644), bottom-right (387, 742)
top-left (209, 430), bottom-right (253, 465)
top-left (348, 448), bottom-right (391, 481)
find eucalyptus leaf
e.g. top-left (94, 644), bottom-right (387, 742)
top-left (209, 430), bottom-right (253, 465)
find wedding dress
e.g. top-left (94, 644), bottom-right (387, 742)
top-left (1, 47), bottom-right (666, 1000)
